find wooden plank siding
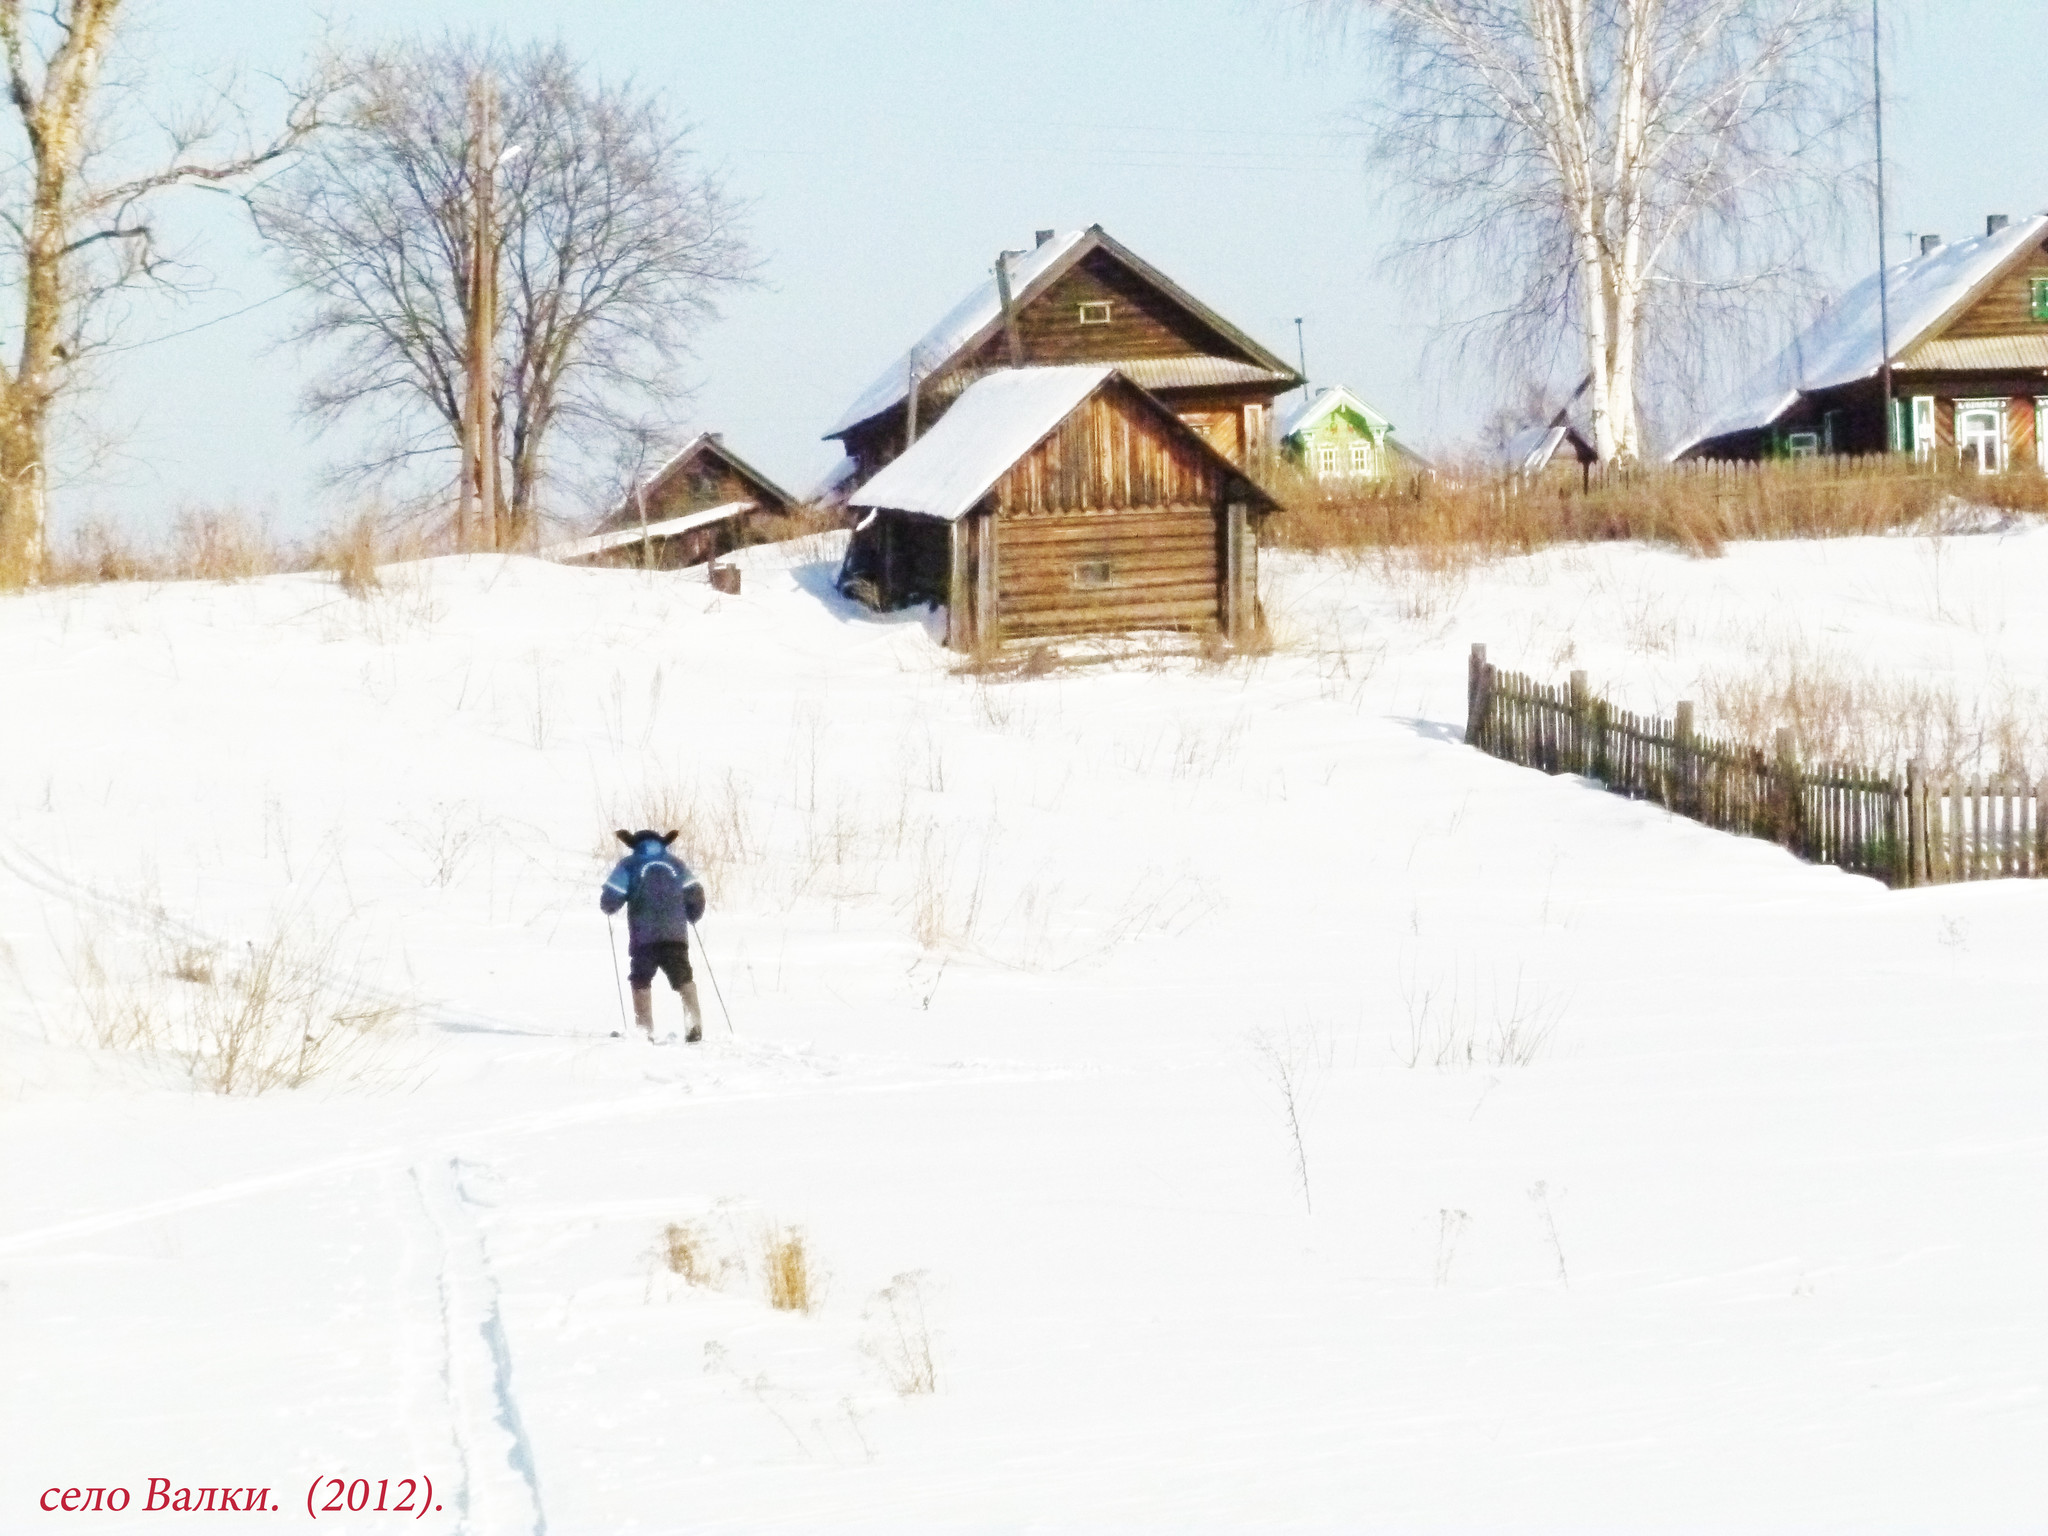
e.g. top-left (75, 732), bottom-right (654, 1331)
top-left (981, 250), bottom-right (1225, 365)
top-left (993, 382), bottom-right (1228, 517)
top-left (984, 379), bottom-right (1232, 638)
top-left (2009, 396), bottom-right (2038, 467)
top-left (1944, 239), bottom-right (2048, 338)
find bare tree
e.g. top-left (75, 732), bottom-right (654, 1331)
top-left (255, 39), bottom-right (752, 546)
top-left (1311, 0), bottom-right (1866, 462)
top-left (0, 1), bottom-right (334, 587)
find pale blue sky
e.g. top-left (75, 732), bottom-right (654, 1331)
top-left (49, 0), bottom-right (2048, 537)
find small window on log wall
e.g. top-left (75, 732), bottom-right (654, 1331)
top-left (1077, 301), bottom-right (1112, 325)
top-left (1073, 559), bottom-right (1114, 587)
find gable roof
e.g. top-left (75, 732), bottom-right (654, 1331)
top-left (1678, 213), bottom-right (2048, 455)
top-left (1279, 384), bottom-right (1394, 441)
top-left (626, 432), bottom-right (794, 517)
top-left (1502, 421), bottom-right (1595, 472)
top-left (848, 364), bottom-right (1272, 523)
top-left (826, 226), bottom-right (1299, 440)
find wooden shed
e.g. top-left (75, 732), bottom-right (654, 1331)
top-left (840, 364), bottom-right (1277, 647)
top-left (566, 432), bottom-right (799, 569)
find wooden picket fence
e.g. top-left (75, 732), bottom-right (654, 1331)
top-left (1465, 644), bottom-right (2047, 888)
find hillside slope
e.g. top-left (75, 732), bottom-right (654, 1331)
top-left (2, 531), bottom-right (2043, 1530)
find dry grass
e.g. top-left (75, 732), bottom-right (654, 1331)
top-left (1700, 649), bottom-right (2046, 781)
top-left (760, 1225), bottom-right (817, 1313)
top-left (657, 1220), bottom-right (732, 1288)
top-left (72, 922), bottom-right (410, 1095)
top-left (42, 506), bottom-right (418, 592)
top-left (1265, 457), bottom-right (2048, 566)
top-left (861, 1272), bottom-right (938, 1396)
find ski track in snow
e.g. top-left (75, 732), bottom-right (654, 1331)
top-left (0, 1061), bottom-right (1083, 1257)
top-left (412, 1156), bottom-right (547, 1536)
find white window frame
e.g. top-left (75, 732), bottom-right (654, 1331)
top-left (1955, 398), bottom-right (2006, 474)
top-left (1911, 396), bottom-right (1935, 462)
top-left (1317, 445), bottom-right (1338, 475)
top-left (1349, 442), bottom-right (1371, 475)
top-left (1786, 431), bottom-right (1820, 461)
top-left (1077, 301), bottom-right (1112, 325)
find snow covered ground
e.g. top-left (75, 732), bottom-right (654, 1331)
top-left (2, 525), bottom-right (2044, 1532)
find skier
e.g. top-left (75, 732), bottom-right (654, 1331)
top-left (600, 829), bottom-right (707, 1043)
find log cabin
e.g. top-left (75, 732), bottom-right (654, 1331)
top-left (1679, 213), bottom-right (2048, 468)
top-left (841, 364), bottom-right (1277, 648)
top-left (565, 433), bottom-right (799, 570)
top-left (824, 226), bottom-right (1301, 493)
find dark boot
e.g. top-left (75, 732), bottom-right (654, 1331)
top-left (632, 986), bottom-right (656, 1040)
top-left (679, 981), bottom-right (703, 1043)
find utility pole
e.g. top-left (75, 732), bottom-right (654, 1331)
top-left (1293, 317), bottom-right (1309, 400)
top-left (1873, 0), bottom-right (1894, 453)
top-left (460, 76), bottom-right (501, 549)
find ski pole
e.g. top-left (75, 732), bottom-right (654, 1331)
top-left (689, 918), bottom-right (735, 1035)
top-left (605, 912), bottom-right (630, 1036)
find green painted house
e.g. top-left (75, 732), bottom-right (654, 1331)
top-left (1278, 385), bottom-right (1422, 484)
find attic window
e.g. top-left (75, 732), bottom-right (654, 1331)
top-left (1072, 559), bottom-right (1114, 588)
top-left (1077, 301), bottom-right (1112, 325)
top-left (2032, 277), bottom-right (2048, 322)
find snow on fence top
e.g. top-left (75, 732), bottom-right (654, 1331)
top-left (848, 364), bottom-right (1115, 523)
top-left (1677, 213), bottom-right (2048, 456)
top-left (826, 231), bottom-right (1088, 439)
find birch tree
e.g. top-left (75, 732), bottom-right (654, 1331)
top-left (254, 39), bottom-right (752, 545)
top-left (0, 1), bottom-right (334, 587)
top-left (1316, 0), bottom-right (1863, 463)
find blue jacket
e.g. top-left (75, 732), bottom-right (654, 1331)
top-left (600, 837), bottom-right (706, 948)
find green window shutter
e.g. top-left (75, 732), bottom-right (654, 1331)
top-left (2033, 277), bottom-right (2048, 322)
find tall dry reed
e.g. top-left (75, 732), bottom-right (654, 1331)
top-left (1264, 456), bottom-right (2048, 564)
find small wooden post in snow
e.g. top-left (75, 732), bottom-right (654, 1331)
top-left (1466, 644), bottom-right (1488, 745)
top-left (1774, 727), bottom-right (1800, 850)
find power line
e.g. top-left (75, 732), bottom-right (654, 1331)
top-left (92, 278), bottom-right (312, 356)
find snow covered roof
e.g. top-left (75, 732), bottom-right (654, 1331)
top-left (544, 501), bottom-right (753, 563)
top-left (599, 432), bottom-right (794, 531)
top-left (810, 453), bottom-right (860, 505)
top-left (826, 226), bottom-right (1298, 440)
top-left (1678, 214), bottom-right (2048, 456)
top-left (1278, 384), bottom-right (1394, 441)
top-left (1502, 424), bottom-right (1567, 472)
top-left (849, 366), bottom-right (1114, 522)
top-left (828, 232), bottom-right (1088, 439)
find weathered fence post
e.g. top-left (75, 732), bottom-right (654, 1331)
top-left (1904, 760), bottom-right (1924, 887)
top-left (1569, 670), bottom-right (1589, 775)
top-left (1774, 727), bottom-right (1801, 851)
top-left (1674, 701), bottom-right (1695, 818)
top-left (1466, 643), bottom-right (1488, 746)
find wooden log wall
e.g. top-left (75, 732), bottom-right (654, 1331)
top-left (997, 507), bottom-right (1219, 638)
top-left (1465, 644), bottom-right (2044, 889)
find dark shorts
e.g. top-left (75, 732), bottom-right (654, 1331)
top-left (628, 941), bottom-right (693, 990)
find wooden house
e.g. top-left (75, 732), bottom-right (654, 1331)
top-left (1500, 407), bottom-right (1598, 489)
top-left (825, 226), bottom-right (1301, 491)
top-left (562, 432), bottom-right (798, 569)
top-left (1680, 213), bottom-right (2048, 467)
top-left (841, 364), bottom-right (1278, 647)
top-left (1278, 385), bottom-right (1425, 484)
